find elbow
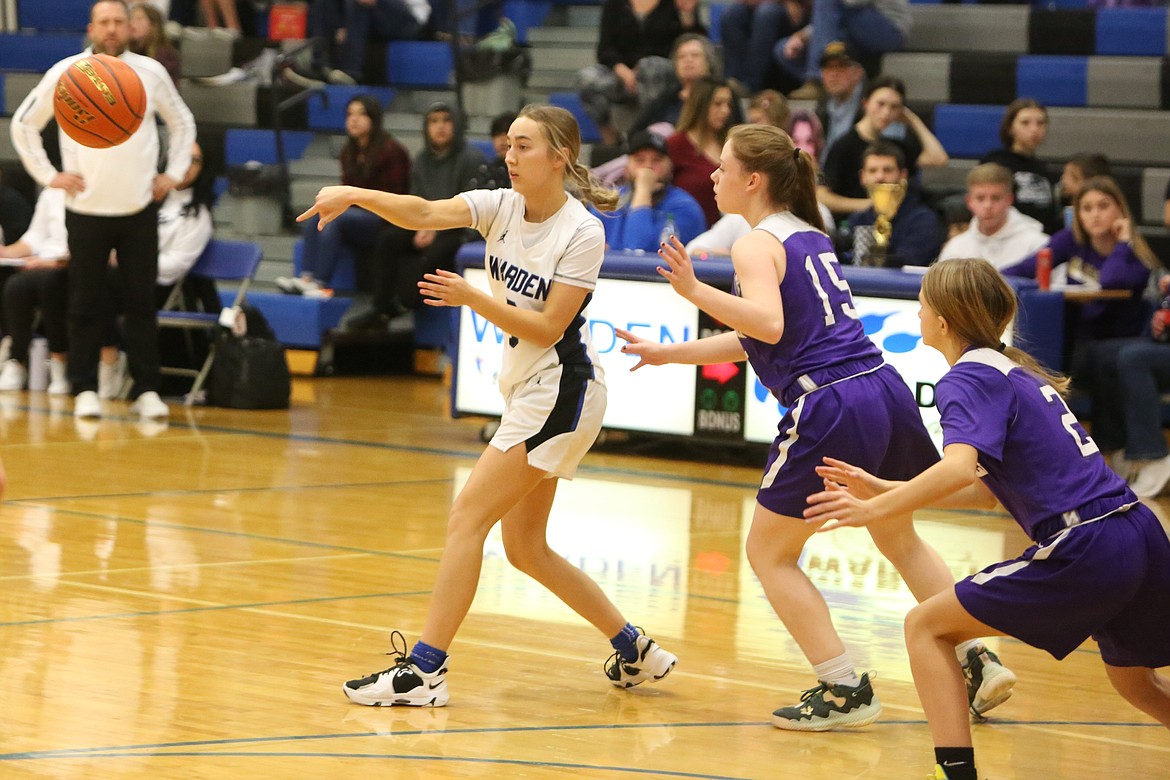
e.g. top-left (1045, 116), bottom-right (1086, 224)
top-left (755, 320), bottom-right (784, 345)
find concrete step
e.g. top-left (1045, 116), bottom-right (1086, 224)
top-left (529, 70), bottom-right (579, 91)
top-left (532, 47), bottom-right (594, 73)
top-left (527, 27), bottom-right (596, 46)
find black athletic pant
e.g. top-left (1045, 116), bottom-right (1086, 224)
top-left (65, 206), bottom-right (159, 397)
top-left (372, 225), bottom-right (467, 315)
top-left (3, 267), bottom-right (69, 363)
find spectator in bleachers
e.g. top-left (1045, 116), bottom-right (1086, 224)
top-left (0, 170), bottom-right (33, 249)
top-left (980, 99), bottom-right (1061, 233)
top-left (666, 77), bottom-right (736, 227)
top-left (747, 89), bottom-right (789, 129)
top-left (812, 41), bottom-right (865, 161)
top-left (773, 0), bottom-right (911, 99)
top-left (1059, 152), bottom-right (1111, 230)
top-left (307, 0), bottom-right (431, 85)
top-left (1083, 272), bottom-right (1170, 498)
top-left (1003, 176), bottom-right (1156, 372)
top-left (841, 141), bottom-right (942, 268)
top-left (469, 111), bottom-right (517, 192)
top-left (594, 129), bottom-right (706, 252)
top-left (938, 163), bottom-right (1048, 270)
top-left (350, 100), bottom-right (485, 331)
top-left (787, 108), bottom-right (825, 160)
top-left (720, 0), bottom-right (808, 93)
top-left (197, 0), bottom-right (241, 37)
top-left (819, 75), bottom-right (948, 216)
top-left (0, 188), bottom-right (70, 395)
top-left (130, 2), bottom-right (181, 85)
top-left (628, 34), bottom-right (722, 136)
top-left (156, 142), bottom-right (214, 288)
top-left (277, 96), bottom-right (411, 298)
top-left (576, 0), bottom-right (706, 147)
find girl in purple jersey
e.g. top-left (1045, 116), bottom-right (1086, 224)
top-left (618, 125), bottom-right (1014, 731)
top-left (805, 258), bottom-right (1170, 780)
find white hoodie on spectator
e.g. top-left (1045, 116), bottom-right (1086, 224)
top-left (938, 207), bottom-right (1048, 270)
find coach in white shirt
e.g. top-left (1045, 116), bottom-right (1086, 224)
top-left (937, 162), bottom-right (1048, 271)
top-left (10, 0), bottom-right (196, 419)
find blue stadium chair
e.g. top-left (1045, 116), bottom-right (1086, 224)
top-left (1095, 8), bottom-right (1168, 56)
top-left (385, 41), bottom-right (454, 87)
top-left (224, 129), bottom-right (315, 166)
top-left (469, 138), bottom-right (497, 160)
top-left (18, 0), bottom-right (90, 32)
top-left (548, 92), bottom-right (601, 144)
top-left (0, 33), bottom-right (84, 71)
top-left (238, 292), bottom-right (351, 348)
top-left (708, 3), bottom-right (724, 44)
top-left (1016, 55), bottom-right (1088, 107)
top-left (158, 239), bottom-right (263, 404)
top-left (931, 104), bottom-right (1003, 158)
top-left (307, 86), bottom-right (397, 131)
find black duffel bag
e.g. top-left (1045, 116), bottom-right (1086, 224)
top-left (207, 307), bottom-right (290, 409)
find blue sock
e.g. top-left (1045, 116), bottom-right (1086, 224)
top-left (409, 641), bottom-right (448, 674)
top-left (610, 623), bottom-right (640, 662)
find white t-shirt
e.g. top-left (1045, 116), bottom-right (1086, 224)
top-left (157, 188), bottom-right (213, 286)
top-left (460, 188), bottom-right (606, 392)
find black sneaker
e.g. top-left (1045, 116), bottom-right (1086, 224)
top-left (771, 672), bottom-right (882, 731)
top-left (342, 630), bottom-right (449, 707)
top-left (962, 646), bottom-right (1016, 718)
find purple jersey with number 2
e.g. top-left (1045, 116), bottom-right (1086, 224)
top-left (937, 348), bottom-right (1131, 540)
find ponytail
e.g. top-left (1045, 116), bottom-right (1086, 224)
top-left (516, 103), bottom-right (619, 212)
top-left (922, 259), bottom-right (1072, 396)
top-left (726, 124), bottom-right (825, 233)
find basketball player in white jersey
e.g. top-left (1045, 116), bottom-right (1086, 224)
top-left (298, 104), bottom-right (677, 707)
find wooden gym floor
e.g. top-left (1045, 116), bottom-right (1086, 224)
top-left (0, 375), bottom-right (1166, 779)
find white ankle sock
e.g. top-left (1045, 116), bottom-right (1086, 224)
top-left (955, 640), bottom-right (983, 664)
top-left (813, 653), bottom-right (859, 687)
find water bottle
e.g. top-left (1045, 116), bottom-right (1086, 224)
top-left (28, 337), bottom-right (49, 392)
top-left (659, 213), bottom-right (677, 246)
top-left (1036, 247), bottom-right (1053, 291)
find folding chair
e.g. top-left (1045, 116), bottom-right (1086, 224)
top-left (158, 238), bottom-right (263, 405)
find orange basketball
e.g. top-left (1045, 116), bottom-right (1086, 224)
top-left (53, 53), bottom-right (146, 149)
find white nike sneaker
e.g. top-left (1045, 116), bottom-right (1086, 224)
top-left (343, 631), bottom-right (449, 707)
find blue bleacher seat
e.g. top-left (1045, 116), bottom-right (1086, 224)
top-left (1095, 8), bottom-right (1168, 57)
top-left (1016, 55), bottom-right (1088, 107)
top-left (18, 0), bottom-right (90, 32)
top-left (931, 104), bottom-right (1003, 158)
top-left (502, 0), bottom-right (552, 44)
top-left (0, 33), bottom-right (84, 71)
top-left (385, 41), bottom-right (453, 87)
top-left (469, 138), bottom-right (497, 160)
top-left (548, 92), bottom-right (601, 144)
top-left (708, 3), bottom-right (724, 45)
top-left (233, 292), bottom-right (351, 349)
top-left (307, 86), bottom-right (397, 132)
top-left (224, 129), bottom-right (315, 167)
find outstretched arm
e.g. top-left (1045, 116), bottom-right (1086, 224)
top-left (656, 232), bottom-right (784, 343)
top-left (804, 443), bottom-right (985, 530)
top-left (297, 186), bottom-right (473, 232)
top-left (616, 328), bottom-right (746, 369)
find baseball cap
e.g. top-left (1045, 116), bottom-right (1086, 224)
top-left (626, 130), bottom-right (669, 156)
top-left (819, 40), bottom-right (859, 68)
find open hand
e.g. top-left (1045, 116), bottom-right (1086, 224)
top-left (656, 235), bottom-right (699, 298)
top-left (615, 327), bottom-right (669, 370)
top-left (419, 268), bottom-right (476, 308)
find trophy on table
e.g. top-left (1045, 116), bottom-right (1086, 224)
top-left (860, 180), bottom-right (906, 267)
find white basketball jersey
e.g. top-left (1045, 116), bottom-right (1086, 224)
top-left (460, 189), bottom-right (606, 391)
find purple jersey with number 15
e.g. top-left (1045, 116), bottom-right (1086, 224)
top-left (937, 348), bottom-right (1133, 541)
top-left (737, 212), bottom-right (882, 404)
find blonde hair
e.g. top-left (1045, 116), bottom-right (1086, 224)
top-left (749, 89), bottom-right (789, 129)
top-left (517, 104), bottom-right (619, 212)
top-left (726, 124), bottom-right (824, 232)
top-left (921, 258), bottom-right (1071, 396)
top-left (1071, 176), bottom-right (1159, 270)
top-left (965, 162), bottom-right (1013, 191)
